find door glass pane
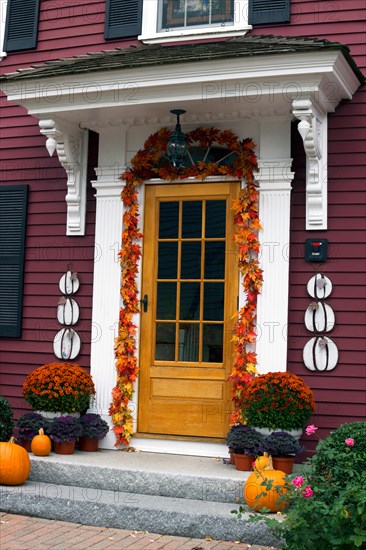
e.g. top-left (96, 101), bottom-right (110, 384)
top-left (178, 323), bottom-right (199, 362)
top-left (159, 201), bottom-right (179, 238)
top-left (158, 242), bottom-right (178, 279)
top-left (181, 242), bottom-right (201, 279)
top-left (205, 200), bottom-right (226, 238)
top-left (180, 282), bottom-right (200, 320)
top-left (155, 323), bottom-right (175, 361)
top-left (202, 325), bottom-right (223, 362)
top-left (203, 282), bottom-right (224, 320)
top-left (182, 201), bottom-right (202, 238)
top-left (205, 241), bottom-right (225, 279)
top-left (157, 283), bottom-right (177, 320)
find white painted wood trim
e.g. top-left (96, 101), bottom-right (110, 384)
top-left (39, 119), bottom-right (88, 236)
top-left (255, 159), bottom-right (294, 374)
top-left (139, 0), bottom-right (250, 44)
top-left (128, 438), bottom-right (228, 458)
top-left (89, 169), bottom-right (124, 449)
top-left (292, 99), bottom-right (328, 230)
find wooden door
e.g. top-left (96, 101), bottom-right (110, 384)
top-left (138, 182), bottom-right (239, 439)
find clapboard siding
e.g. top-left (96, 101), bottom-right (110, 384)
top-left (251, 0), bottom-right (366, 68)
top-left (0, 102), bottom-right (97, 418)
top-left (0, 0), bottom-right (364, 432)
top-left (287, 116), bottom-right (366, 435)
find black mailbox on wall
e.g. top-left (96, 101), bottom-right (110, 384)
top-left (305, 239), bottom-right (328, 262)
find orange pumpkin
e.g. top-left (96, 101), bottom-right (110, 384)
top-left (254, 452), bottom-right (271, 472)
top-left (31, 428), bottom-right (51, 456)
top-left (244, 460), bottom-right (288, 513)
top-left (0, 437), bottom-right (31, 485)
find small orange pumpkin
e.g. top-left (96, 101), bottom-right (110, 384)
top-left (244, 455), bottom-right (288, 513)
top-left (254, 452), bottom-right (271, 472)
top-left (31, 428), bottom-right (51, 456)
top-left (0, 437), bottom-right (31, 485)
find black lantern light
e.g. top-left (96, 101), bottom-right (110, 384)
top-left (166, 109), bottom-right (188, 169)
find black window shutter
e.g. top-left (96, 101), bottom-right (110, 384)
top-left (0, 185), bottom-right (28, 338)
top-left (105, 0), bottom-right (143, 39)
top-left (249, 0), bottom-right (290, 25)
top-left (4, 0), bottom-right (40, 52)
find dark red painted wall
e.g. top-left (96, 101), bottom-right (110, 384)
top-left (0, 0), bottom-right (365, 432)
top-left (250, 0), bottom-right (366, 441)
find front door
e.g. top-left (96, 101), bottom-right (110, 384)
top-left (138, 182), bottom-right (239, 439)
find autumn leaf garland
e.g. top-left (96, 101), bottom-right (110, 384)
top-left (110, 127), bottom-right (262, 446)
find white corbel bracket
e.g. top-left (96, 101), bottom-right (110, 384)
top-left (39, 119), bottom-right (88, 236)
top-left (292, 99), bottom-right (327, 230)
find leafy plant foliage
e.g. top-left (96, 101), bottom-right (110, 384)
top-left (0, 396), bottom-right (14, 441)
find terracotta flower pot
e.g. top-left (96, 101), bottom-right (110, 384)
top-left (79, 437), bottom-right (99, 452)
top-left (53, 440), bottom-right (76, 455)
top-left (19, 439), bottom-right (32, 452)
top-left (272, 456), bottom-right (295, 474)
top-left (229, 450), bottom-right (235, 465)
top-left (234, 453), bottom-right (255, 471)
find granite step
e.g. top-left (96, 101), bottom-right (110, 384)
top-left (28, 450), bottom-right (252, 504)
top-left (0, 480), bottom-right (281, 547)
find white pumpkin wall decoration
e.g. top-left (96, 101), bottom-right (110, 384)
top-left (53, 270), bottom-right (81, 360)
top-left (303, 273), bottom-right (338, 372)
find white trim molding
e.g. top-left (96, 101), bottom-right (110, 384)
top-left (0, 0), bottom-right (7, 59)
top-left (255, 159), bottom-right (294, 374)
top-left (89, 169), bottom-right (125, 449)
top-left (39, 119), bottom-right (88, 236)
top-left (292, 99), bottom-right (328, 230)
top-left (139, 0), bottom-right (251, 44)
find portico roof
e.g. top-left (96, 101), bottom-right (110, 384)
top-left (0, 35), bottom-right (363, 83)
top-left (0, 35), bottom-right (362, 235)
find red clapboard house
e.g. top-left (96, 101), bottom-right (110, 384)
top-left (0, 0), bottom-right (365, 456)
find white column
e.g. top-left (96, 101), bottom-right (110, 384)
top-left (89, 127), bottom-right (127, 449)
top-left (255, 159), bottom-right (294, 374)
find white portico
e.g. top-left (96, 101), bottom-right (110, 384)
top-left (0, 36), bottom-right (360, 454)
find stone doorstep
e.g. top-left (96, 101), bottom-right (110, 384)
top-left (0, 481), bottom-right (282, 548)
top-left (29, 451), bottom-right (255, 504)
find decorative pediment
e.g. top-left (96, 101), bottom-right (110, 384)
top-left (39, 120), bottom-right (88, 236)
top-left (292, 99), bottom-right (327, 230)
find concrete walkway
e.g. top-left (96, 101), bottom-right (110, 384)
top-left (0, 513), bottom-right (276, 550)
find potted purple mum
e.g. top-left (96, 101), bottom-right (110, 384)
top-left (79, 413), bottom-right (109, 452)
top-left (48, 415), bottom-right (82, 454)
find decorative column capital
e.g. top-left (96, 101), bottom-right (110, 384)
top-left (255, 159), bottom-right (294, 191)
top-left (39, 119), bottom-right (88, 236)
top-left (292, 99), bottom-right (328, 230)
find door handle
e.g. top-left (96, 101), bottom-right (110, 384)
top-left (141, 294), bottom-right (148, 312)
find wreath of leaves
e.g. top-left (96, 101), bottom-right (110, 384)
top-left (109, 127), bottom-right (262, 446)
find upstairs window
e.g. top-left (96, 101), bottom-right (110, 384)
top-left (159, 0), bottom-right (234, 32)
top-left (138, 0), bottom-right (290, 43)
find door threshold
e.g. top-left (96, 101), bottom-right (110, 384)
top-left (130, 435), bottom-right (228, 458)
top-left (135, 432), bottom-right (225, 444)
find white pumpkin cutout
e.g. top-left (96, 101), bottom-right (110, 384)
top-left (303, 336), bottom-right (338, 372)
top-left (57, 297), bottom-right (80, 326)
top-left (53, 328), bottom-right (81, 360)
top-left (304, 301), bottom-right (335, 333)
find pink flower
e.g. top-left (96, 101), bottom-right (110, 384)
top-left (302, 486), bottom-right (313, 498)
top-left (345, 438), bottom-right (354, 447)
top-left (305, 424), bottom-right (318, 436)
top-left (292, 476), bottom-right (305, 488)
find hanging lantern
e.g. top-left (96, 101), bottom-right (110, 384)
top-left (166, 109), bottom-right (188, 169)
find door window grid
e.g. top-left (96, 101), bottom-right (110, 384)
top-left (155, 198), bottom-right (226, 365)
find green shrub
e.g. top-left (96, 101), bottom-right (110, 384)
top-left (311, 421), bottom-right (366, 491)
top-left (0, 396), bottom-right (14, 441)
top-left (236, 422), bottom-right (366, 549)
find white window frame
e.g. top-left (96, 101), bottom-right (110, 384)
top-left (0, 0), bottom-right (8, 58)
top-left (139, 0), bottom-right (251, 44)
